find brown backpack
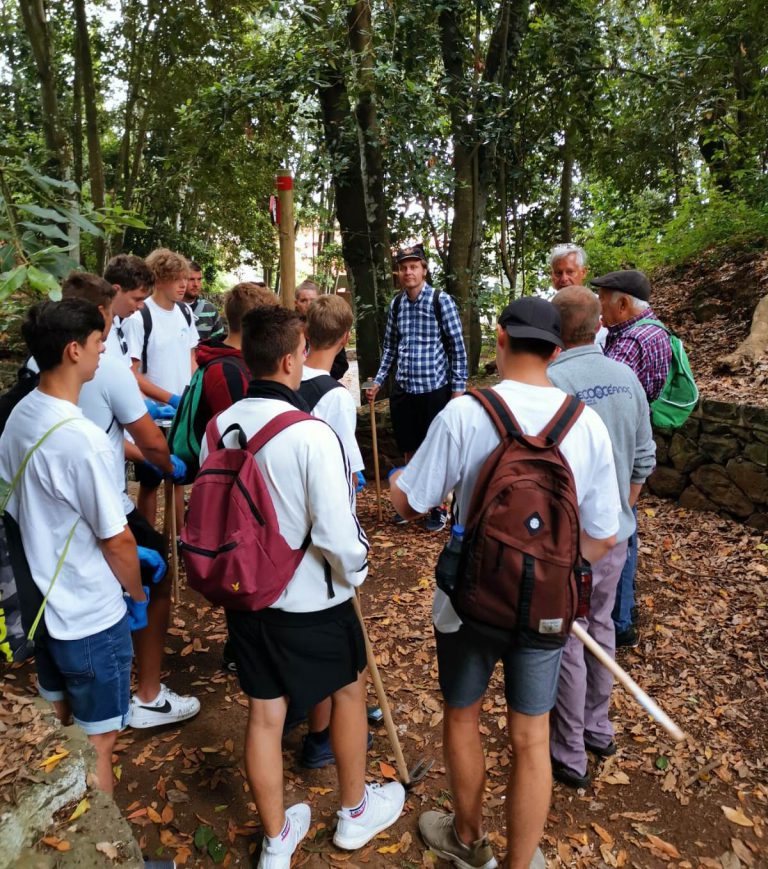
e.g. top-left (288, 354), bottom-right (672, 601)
top-left (451, 388), bottom-right (587, 648)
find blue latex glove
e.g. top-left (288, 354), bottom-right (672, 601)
top-left (387, 466), bottom-right (405, 479)
top-left (137, 546), bottom-right (167, 584)
top-left (125, 586), bottom-right (150, 631)
top-left (144, 454), bottom-right (187, 483)
top-left (167, 394), bottom-right (182, 410)
top-left (355, 471), bottom-right (366, 493)
top-left (144, 398), bottom-right (175, 421)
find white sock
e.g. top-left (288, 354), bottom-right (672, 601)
top-left (266, 816), bottom-right (291, 851)
top-left (341, 789), bottom-right (368, 819)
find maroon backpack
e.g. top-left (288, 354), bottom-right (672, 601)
top-left (180, 410), bottom-right (318, 610)
top-left (451, 388), bottom-right (587, 647)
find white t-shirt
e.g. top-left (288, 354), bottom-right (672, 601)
top-left (123, 297), bottom-right (198, 394)
top-left (200, 397), bottom-right (369, 613)
top-left (301, 366), bottom-right (364, 473)
top-left (396, 379), bottom-right (621, 632)
top-left (78, 354), bottom-right (147, 515)
top-left (0, 390), bottom-right (128, 640)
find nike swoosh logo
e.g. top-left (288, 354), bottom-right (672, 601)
top-left (138, 700), bottom-right (172, 713)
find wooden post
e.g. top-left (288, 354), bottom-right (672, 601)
top-left (277, 169), bottom-right (295, 308)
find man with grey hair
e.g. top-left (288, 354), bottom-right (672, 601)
top-left (549, 244), bottom-right (588, 292)
top-left (548, 286), bottom-right (655, 787)
top-left (591, 269), bottom-right (670, 647)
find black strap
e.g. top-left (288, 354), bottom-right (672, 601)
top-left (545, 394), bottom-right (583, 445)
top-left (518, 554), bottom-right (536, 630)
top-left (176, 301), bottom-right (193, 327)
top-left (297, 374), bottom-right (343, 411)
top-left (217, 422), bottom-right (248, 450)
top-left (476, 387), bottom-right (524, 439)
top-left (140, 306), bottom-right (152, 374)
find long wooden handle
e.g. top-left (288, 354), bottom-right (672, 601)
top-left (164, 480), bottom-right (180, 602)
top-left (352, 594), bottom-right (410, 784)
top-left (571, 622), bottom-right (686, 743)
top-left (369, 402), bottom-right (383, 522)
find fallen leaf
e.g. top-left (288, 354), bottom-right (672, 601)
top-left (175, 846), bottom-right (192, 865)
top-left (309, 787), bottom-right (333, 795)
top-left (39, 749), bottom-right (69, 771)
top-left (646, 833), bottom-right (681, 858)
top-left (69, 797), bottom-right (90, 820)
top-left (378, 761), bottom-right (397, 780)
top-left (377, 843), bottom-right (401, 854)
top-left (147, 806), bottom-right (163, 824)
top-left (722, 805), bottom-right (754, 827)
top-left (592, 822), bottom-right (614, 844)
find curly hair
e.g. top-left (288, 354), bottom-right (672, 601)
top-left (145, 248), bottom-right (189, 282)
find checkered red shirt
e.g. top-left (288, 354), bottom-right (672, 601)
top-left (603, 307), bottom-right (671, 403)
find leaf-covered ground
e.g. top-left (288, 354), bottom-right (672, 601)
top-left (8, 488), bottom-right (766, 867)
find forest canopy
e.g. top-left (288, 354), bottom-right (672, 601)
top-left (1, 0), bottom-right (766, 375)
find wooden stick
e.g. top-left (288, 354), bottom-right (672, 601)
top-left (163, 480), bottom-right (180, 602)
top-left (352, 594), bottom-right (410, 785)
top-left (571, 622), bottom-right (686, 743)
top-left (369, 400), bottom-right (383, 522)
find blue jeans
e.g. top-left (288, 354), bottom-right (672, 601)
top-left (612, 507), bottom-right (637, 633)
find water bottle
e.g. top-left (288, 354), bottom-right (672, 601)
top-left (435, 524), bottom-right (465, 595)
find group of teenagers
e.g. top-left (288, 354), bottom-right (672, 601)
top-left (0, 240), bottom-right (670, 869)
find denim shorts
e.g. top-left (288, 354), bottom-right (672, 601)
top-left (435, 621), bottom-right (563, 715)
top-left (36, 613), bottom-right (133, 735)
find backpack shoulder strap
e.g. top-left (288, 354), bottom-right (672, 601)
top-left (140, 306), bottom-right (152, 373)
top-left (176, 301), bottom-right (193, 327)
top-left (538, 394), bottom-right (585, 446)
top-left (297, 374), bottom-right (343, 411)
top-left (392, 291), bottom-right (404, 343)
top-left (246, 410), bottom-right (317, 454)
top-left (469, 388), bottom-right (524, 440)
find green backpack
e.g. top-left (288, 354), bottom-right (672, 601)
top-left (169, 358), bottom-right (246, 475)
top-left (635, 319), bottom-right (698, 430)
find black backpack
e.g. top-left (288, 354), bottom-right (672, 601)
top-left (139, 302), bottom-right (193, 373)
top-left (298, 374), bottom-right (343, 411)
top-left (0, 366), bottom-right (39, 436)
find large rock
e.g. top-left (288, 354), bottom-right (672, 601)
top-left (647, 466), bottom-right (687, 498)
top-left (690, 464), bottom-right (754, 517)
top-left (726, 457), bottom-right (768, 504)
top-left (700, 399), bottom-right (740, 422)
top-left (698, 434), bottom-right (741, 464)
top-left (679, 485), bottom-right (719, 513)
top-left (744, 442), bottom-right (768, 466)
top-left (654, 434), bottom-right (670, 465)
top-left (669, 433), bottom-right (705, 473)
top-left (747, 513), bottom-right (768, 532)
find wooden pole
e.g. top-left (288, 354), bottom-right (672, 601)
top-left (277, 169), bottom-right (295, 308)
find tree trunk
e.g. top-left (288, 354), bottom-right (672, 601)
top-left (73, 0), bottom-right (106, 270)
top-left (317, 66), bottom-right (381, 381)
top-left (347, 0), bottom-right (393, 340)
top-left (18, 0), bottom-right (69, 177)
top-left (559, 127), bottom-right (574, 243)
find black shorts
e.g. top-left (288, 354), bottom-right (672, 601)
top-left (134, 461), bottom-right (163, 490)
top-left (126, 508), bottom-right (168, 586)
top-left (226, 599), bottom-right (366, 708)
top-left (389, 383), bottom-right (451, 454)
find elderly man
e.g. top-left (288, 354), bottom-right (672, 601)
top-left (548, 286), bottom-right (655, 787)
top-left (591, 269), bottom-right (670, 647)
top-left (549, 244), bottom-right (589, 292)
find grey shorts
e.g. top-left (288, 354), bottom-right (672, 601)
top-left (435, 621), bottom-right (563, 715)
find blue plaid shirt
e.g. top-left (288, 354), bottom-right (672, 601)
top-left (374, 284), bottom-right (468, 394)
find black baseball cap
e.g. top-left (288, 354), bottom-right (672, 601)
top-left (499, 297), bottom-right (563, 349)
top-left (590, 269), bottom-right (651, 302)
top-left (395, 244), bottom-right (427, 264)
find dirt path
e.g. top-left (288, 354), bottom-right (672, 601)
top-left (14, 490), bottom-right (768, 867)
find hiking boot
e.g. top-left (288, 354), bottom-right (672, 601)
top-left (551, 759), bottom-right (590, 789)
top-left (258, 803), bottom-right (311, 869)
top-left (367, 705), bottom-right (383, 724)
top-left (129, 685), bottom-right (200, 729)
top-left (417, 811), bottom-right (497, 869)
top-left (585, 739), bottom-right (617, 758)
top-left (300, 731), bottom-right (374, 769)
top-left (425, 507), bottom-right (448, 533)
top-left (615, 625), bottom-right (640, 648)
top-left (333, 782), bottom-right (406, 850)
top-left (390, 512), bottom-right (409, 526)
top-left (221, 640), bottom-right (237, 673)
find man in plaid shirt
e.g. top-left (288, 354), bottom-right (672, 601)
top-left (591, 269), bottom-right (670, 648)
top-left (366, 244), bottom-right (467, 531)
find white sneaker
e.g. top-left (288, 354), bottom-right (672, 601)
top-left (129, 684), bottom-right (201, 729)
top-left (258, 804), bottom-right (311, 869)
top-left (333, 782), bottom-right (406, 850)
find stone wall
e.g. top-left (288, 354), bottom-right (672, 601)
top-left (648, 399), bottom-right (768, 531)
